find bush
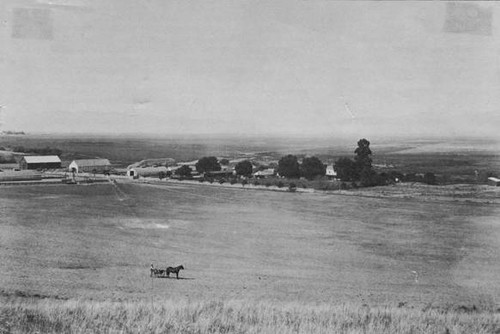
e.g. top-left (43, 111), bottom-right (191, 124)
top-left (241, 179), bottom-right (248, 186)
top-left (423, 172), bottom-right (437, 185)
top-left (196, 157), bottom-right (221, 174)
top-left (175, 165), bottom-right (192, 178)
top-left (277, 181), bottom-right (284, 188)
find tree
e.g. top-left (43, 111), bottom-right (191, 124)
top-left (219, 158), bottom-right (230, 166)
top-left (195, 156), bottom-right (221, 174)
top-left (334, 157), bottom-right (358, 181)
top-left (300, 156), bottom-right (326, 180)
top-left (423, 172), bottom-right (437, 185)
top-left (278, 155), bottom-right (300, 178)
top-left (354, 138), bottom-right (373, 172)
top-left (360, 166), bottom-right (377, 187)
top-left (235, 160), bottom-right (253, 177)
top-left (175, 165), bottom-right (192, 178)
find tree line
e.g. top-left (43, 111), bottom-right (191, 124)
top-left (170, 138), bottom-right (437, 187)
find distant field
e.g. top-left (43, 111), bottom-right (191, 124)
top-left (1, 182), bottom-right (499, 311)
top-left (1, 135), bottom-right (498, 184)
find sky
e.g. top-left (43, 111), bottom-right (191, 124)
top-left (0, 0), bottom-right (499, 139)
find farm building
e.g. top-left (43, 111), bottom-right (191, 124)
top-left (487, 177), bottom-right (500, 186)
top-left (19, 155), bottom-right (61, 170)
top-left (127, 158), bottom-right (176, 169)
top-left (325, 165), bottom-right (337, 178)
top-left (253, 168), bottom-right (275, 178)
top-left (69, 159), bottom-right (111, 173)
top-left (0, 170), bottom-right (42, 182)
top-left (127, 166), bottom-right (168, 178)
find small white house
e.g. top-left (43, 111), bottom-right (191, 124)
top-left (253, 168), bottom-right (275, 178)
top-left (325, 165), bottom-right (337, 178)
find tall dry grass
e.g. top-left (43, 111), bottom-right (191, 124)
top-left (1, 299), bottom-right (499, 334)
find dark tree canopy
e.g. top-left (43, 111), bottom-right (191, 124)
top-left (354, 138), bottom-right (372, 171)
top-left (195, 156), bottom-right (221, 173)
top-left (423, 172), bottom-right (437, 185)
top-left (235, 160), bottom-right (253, 177)
top-left (175, 165), bottom-right (192, 177)
top-left (278, 155), bottom-right (300, 178)
top-left (219, 158), bottom-right (230, 165)
top-left (334, 157), bottom-right (358, 181)
top-left (360, 166), bottom-right (377, 187)
top-left (300, 156), bottom-right (326, 180)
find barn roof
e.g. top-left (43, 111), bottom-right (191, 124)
top-left (71, 159), bottom-right (111, 167)
top-left (22, 155), bottom-right (61, 163)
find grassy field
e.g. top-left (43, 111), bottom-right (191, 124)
top-left (1, 182), bottom-right (499, 307)
top-left (2, 299), bottom-right (499, 334)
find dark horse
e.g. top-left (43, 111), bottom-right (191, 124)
top-left (166, 265), bottom-right (184, 279)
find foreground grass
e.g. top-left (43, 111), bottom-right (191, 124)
top-left (1, 299), bottom-right (499, 334)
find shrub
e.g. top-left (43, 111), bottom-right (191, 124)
top-left (242, 179), bottom-right (248, 186)
top-left (277, 181), bottom-right (284, 188)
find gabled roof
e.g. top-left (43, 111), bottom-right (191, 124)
top-left (254, 168), bottom-right (275, 176)
top-left (71, 159), bottom-right (111, 167)
top-left (22, 155), bottom-right (61, 163)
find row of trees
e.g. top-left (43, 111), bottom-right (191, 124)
top-left (173, 157), bottom-right (255, 178)
top-left (277, 155), bottom-right (326, 180)
top-left (333, 139), bottom-right (437, 186)
top-left (172, 139), bottom-right (438, 187)
top-left (175, 154), bottom-right (328, 181)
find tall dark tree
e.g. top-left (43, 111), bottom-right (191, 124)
top-left (235, 160), bottom-right (253, 177)
top-left (300, 156), bottom-right (326, 180)
top-left (354, 138), bottom-right (373, 172)
top-left (195, 156), bottom-right (221, 174)
top-left (334, 157), bottom-right (358, 181)
top-left (278, 155), bottom-right (300, 178)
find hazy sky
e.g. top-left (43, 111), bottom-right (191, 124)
top-left (1, 0), bottom-right (499, 138)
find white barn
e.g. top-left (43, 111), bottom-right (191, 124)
top-left (69, 159), bottom-right (111, 173)
top-left (127, 166), bottom-right (169, 178)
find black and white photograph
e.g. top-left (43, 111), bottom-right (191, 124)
top-left (1, 1), bottom-right (500, 333)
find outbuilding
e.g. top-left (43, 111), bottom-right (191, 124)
top-left (69, 159), bottom-right (111, 174)
top-left (19, 155), bottom-right (61, 170)
top-left (253, 168), bottom-right (275, 178)
top-left (127, 166), bottom-right (168, 178)
top-left (0, 170), bottom-right (42, 182)
top-left (487, 177), bottom-right (500, 186)
top-left (325, 165), bottom-right (338, 179)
